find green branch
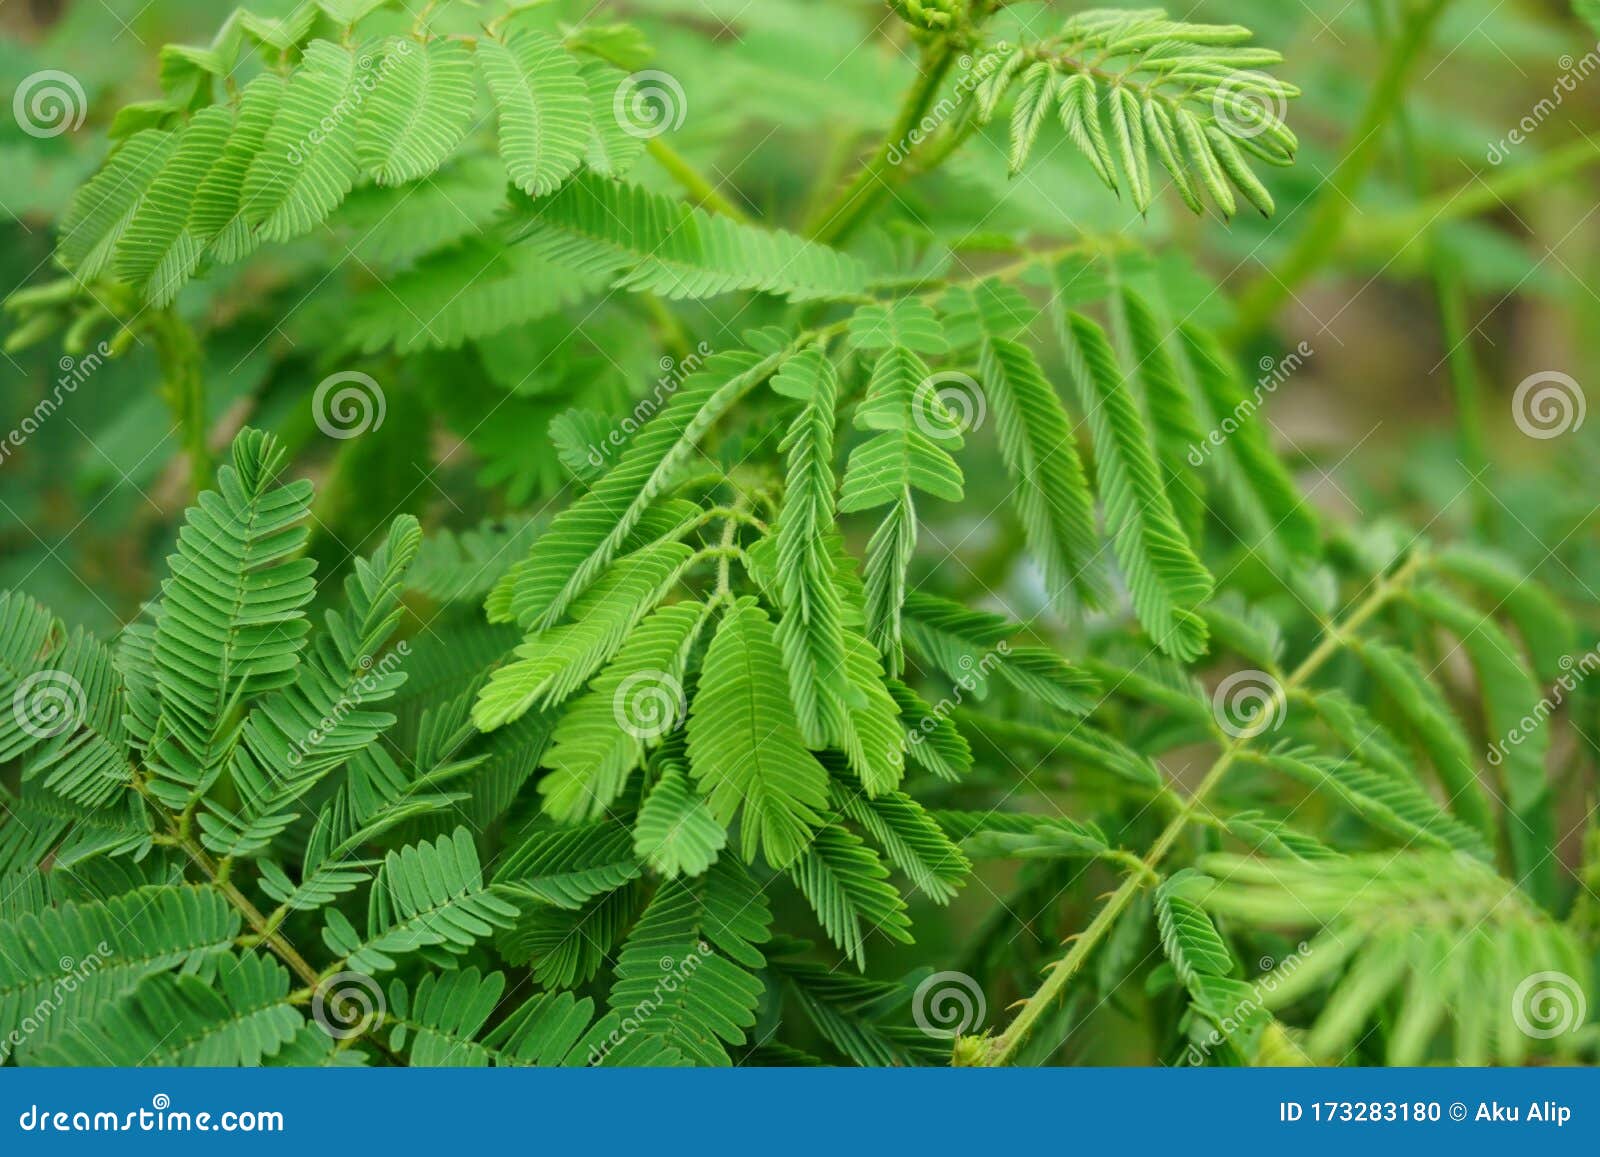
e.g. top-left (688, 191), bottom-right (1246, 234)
top-left (976, 549), bottom-right (1428, 1066)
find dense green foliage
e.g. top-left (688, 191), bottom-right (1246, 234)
top-left (1, 0), bottom-right (1598, 1067)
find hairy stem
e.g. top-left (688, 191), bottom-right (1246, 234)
top-left (646, 138), bottom-right (750, 223)
top-left (148, 309), bottom-right (211, 495)
top-left (807, 38), bottom-right (957, 245)
top-left (977, 550), bottom-right (1427, 1066)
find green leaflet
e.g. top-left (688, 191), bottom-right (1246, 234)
top-left (511, 173), bottom-right (870, 302)
top-left (30, 952), bottom-right (301, 1066)
top-left (0, 887), bottom-right (240, 1063)
top-left (475, 541), bottom-right (695, 731)
top-left (608, 857), bottom-right (771, 1065)
top-left (488, 347), bottom-right (783, 630)
top-left (115, 105), bottom-right (234, 306)
top-left (58, 129), bottom-right (177, 280)
top-left (839, 343), bottom-right (965, 671)
top-left (634, 762), bottom-right (727, 878)
top-left (975, 333), bottom-right (1106, 612)
top-left (539, 601), bottom-right (706, 821)
top-left (196, 516), bottom-right (423, 857)
top-left (478, 26), bottom-right (591, 197)
top-left (1410, 584), bottom-right (1556, 907)
top-left (241, 39), bottom-right (362, 242)
top-left (770, 347), bottom-right (851, 747)
top-left (356, 37), bottom-right (477, 186)
top-left (323, 828), bottom-right (519, 974)
top-left (148, 430), bottom-right (317, 810)
top-left (788, 820), bottom-right (912, 970)
top-left (686, 600), bottom-right (830, 869)
top-left (1061, 312), bottom-right (1214, 661)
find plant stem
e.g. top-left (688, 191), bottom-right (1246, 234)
top-left (1345, 137), bottom-right (1600, 260)
top-left (184, 836), bottom-right (322, 989)
top-left (1370, 0), bottom-right (1493, 534)
top-left (147, 309), bottom-right (211, 495)
top-left (1229, 0), bottom-right (1454, 342)
top-left (646, 138), bottom-right (750, 223)
top-left (807, 38), bottom-right (957, 245)
top-left (978, 551), bottom-right (1427, 1066)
